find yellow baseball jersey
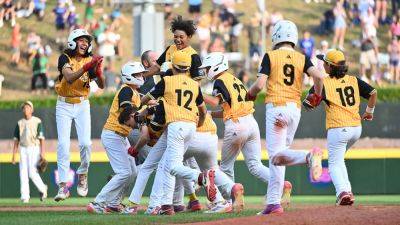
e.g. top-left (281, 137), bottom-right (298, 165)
top-left (156, 44), bottom-right (203, 79)
top-left (13, 116), bottom-right (44, 147)
top-left (212, 71), bottom-right (254, 122)
top-left (196, 114), bottom-right (217, 134)
top-left (103, 84), bottom-right (141, 137)
top-left (147, 74), bottom-right (204, 124)
top-left (308, 75), bottom-right (375, 129)
top-left (55, 53), bottom-right (96, 97)
top-left (259, 48), bottom-right (313, 107)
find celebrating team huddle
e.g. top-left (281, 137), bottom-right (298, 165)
top-left (52, 16), bottom-right (377, 216)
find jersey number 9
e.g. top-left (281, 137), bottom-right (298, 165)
top-left (283, 64), bottom-right (295, 86)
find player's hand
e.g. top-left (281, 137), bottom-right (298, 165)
top-left (95, 59), bottom-right (103, 78)
top-left (127, 146), bottom-right (139, 158)
top-left (362, 112), bottom-right (373, 121)
top-left (147, 100), bottom-right (158, 107)
top-left (303, 93), bottom-right (322, 108)
top-left (83, 55), bottom-right (103, 72)
top-left (245, 92), bottom-right (257, 101)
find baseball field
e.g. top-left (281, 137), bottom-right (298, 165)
top-left (1, 196), bottom-right (400, 225)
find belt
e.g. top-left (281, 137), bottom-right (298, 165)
top-left (58, 96), bottom-right (88, 104)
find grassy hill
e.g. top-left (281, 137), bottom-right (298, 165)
top-left (0, 0), bottom-right (392, 101)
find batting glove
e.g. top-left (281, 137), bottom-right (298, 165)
top-left (128, 146), bottom-right (139, 158)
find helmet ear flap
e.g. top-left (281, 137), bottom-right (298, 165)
top-left (67, 41), bottom-right (76, 50)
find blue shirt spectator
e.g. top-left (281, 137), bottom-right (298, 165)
top-left (299, 31), bottom-right (315, 58)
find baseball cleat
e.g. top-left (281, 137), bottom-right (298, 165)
top-left (105, 204), bottom-right (125, 213)
top-left (336, 192), bottom-right (354, 206)
top-left (173, 205), bottom-right (185, 213)
top-left (39, 185), bottom-right (48, 202)
top-left (145, 206), bottom-right (161, 215)
top-left (205, 201), bottom-right (233, 214)
top-left (281, 181), bottom-right (292, 209)
top-left (87, 202), bottom-right (108, 214)
top-left (257, 204), bottom-right (284, 215)
top-left (187, 199), bottom-right (202, 212)
top-left (349, 192), bottom-right (355, 202)
top-left (121, 206), bottom-right (139, 215)
top-left (77, 174), bottom-right (88, 197)
top-left (199, 169), bottom-right (217, 202)
top-left (158, 205), bottom-right (175, 215)
top-left (309, 147), bottom-right (323, 182)
top-left (231, 183), bottom-right (245, 213)
top-left (54, 186), bottom-right (70, 202)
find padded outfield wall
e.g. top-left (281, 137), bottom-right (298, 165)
top-left (1, 153), bottom-right (399, 197)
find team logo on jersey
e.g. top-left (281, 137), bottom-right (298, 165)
top-left (79, 73), bottom-right (89, 82)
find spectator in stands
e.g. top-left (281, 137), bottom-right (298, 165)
top-left (360, 35), bottom-right (378, 83)
top-left (11, 23), bottom-right (21, 66)
top-left (220, 6), bottom-right (242, 52)
top-left (84, 0), bottom-right (95, 24)
top-left (31, 48), bottom-right (48, 93)
top-left (299, 31), bottom-right (315, 58)
top-left (67, 5), bottom-right (77, 29)
top-left (197, 10), bottom-right (213, 57)
top-left (26, 32), bottom-right (41, 65)
top-left (188, 0), bottom-right (202, 21)
top-left (140, 50), bottom-right (159, 94)
top-left (375, 0), bottom-right (388, 24)
top-left (332, 0), bottom-right (347, 50)
top-left (91, 17), bottom-right (107, 43)
top-left (97, 26), bottom-right (120, 70)
top-left (358, 0), bottom-right (374, 17)
top-left (392, 0), bottom-right (400, 17)
top-left (0, 0), bottom-right (16, 27)
top-left (313, 40), bottom-right (330, 73)
top-left (33, 0), bottom-right (46, 21)
top-left (53, 1), bottom-right (68, 45)
top-left (361, 7), bottom-right (378, 40)
top-left (387, 38), bottom-right (400, 83)
top-left (208, 35), bottom-right (226, 53)
top-left (389, 15), bottom-right (400, 40)
top-left (248, 15), bottom-right (262, 69)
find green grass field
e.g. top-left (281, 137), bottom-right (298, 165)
top-left (0, 196), bottom-right (399, 225)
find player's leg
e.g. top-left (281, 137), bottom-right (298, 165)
top-left (88, 130), bottom-right (134, 214)
top-left (172, 177), bottom-right (185, 212)
top-left (343, 126), bottom-right (362, 202)
top-left (160, 122), bottom-right (197, 214)
top-left (241, 115), bottom-right (270, 184)
top-left (261, 105), bottom-right (288, 215)
top-left (146, 158), bottom-right (166, 214)
top-left (327, 127), bottom-right (355, 205)
top-left (19, 147), bottom-right (30, 202)
top-left (220, 121), bottom-right (244, 181)
top-left (74, 100), bottom-right (92, 197)
top-left (55, 101), bottom-right (73, 201)
top-left (128, 131), bottom-right (167, 205)
top-left (27, 146), bottom-right (47, 196)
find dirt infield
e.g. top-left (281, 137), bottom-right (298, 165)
top-left (183, 205), bottom-right (400, 225)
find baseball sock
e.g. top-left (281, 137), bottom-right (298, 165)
top-left (188, 193), bottom-right (198, 202)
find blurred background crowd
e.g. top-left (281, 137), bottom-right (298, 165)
top-left (0, 0), bottom-right (399, 99)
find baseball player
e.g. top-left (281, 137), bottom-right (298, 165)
top-left (86, 62), bottom-right (146, 214)
top-left (122, 99), bottom-right (242, 214)
top-left (12, 101), bottom-right (47, 203)
top-left (140, 50), bottom-right (215, 215)
top-left (144, 16), bottom-right (204, 81)
top-left (246, 20), bottom-right (325, 215)
top-left (54, 28), bottom-right (104, 201)
top-left (304, 49), bottom-right (377, 206)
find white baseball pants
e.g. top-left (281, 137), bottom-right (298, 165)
top-left (19, 146), bottom-right (47, 201)
top-left (160, 121), bottom-right (196, 205)
top-left (94, 130), bottom-right (137, 206)
top-left (56, 100), bottom-right (91, 183)
top-left (220, 114), bottom-right (270, 184)
top-left (128, 130), bottom-right (168, 205)
top-left (327, 126), bottom-right (361, 197)
top-left (265, 103), bottom-right (308, 205)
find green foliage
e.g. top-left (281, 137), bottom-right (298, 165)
top-left (0, 88), bottom-right (398, 109)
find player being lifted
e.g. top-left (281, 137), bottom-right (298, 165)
top-left (246, 20), bottom-right (325, 215)
top-left (303, 49), bottom-right (377, 206)
top-left (87, 62), bottom-right (146, 214)
top-left (54, 29), bottom-right (104, 201)
top-left (144, 15), bottom-right (204, 81)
